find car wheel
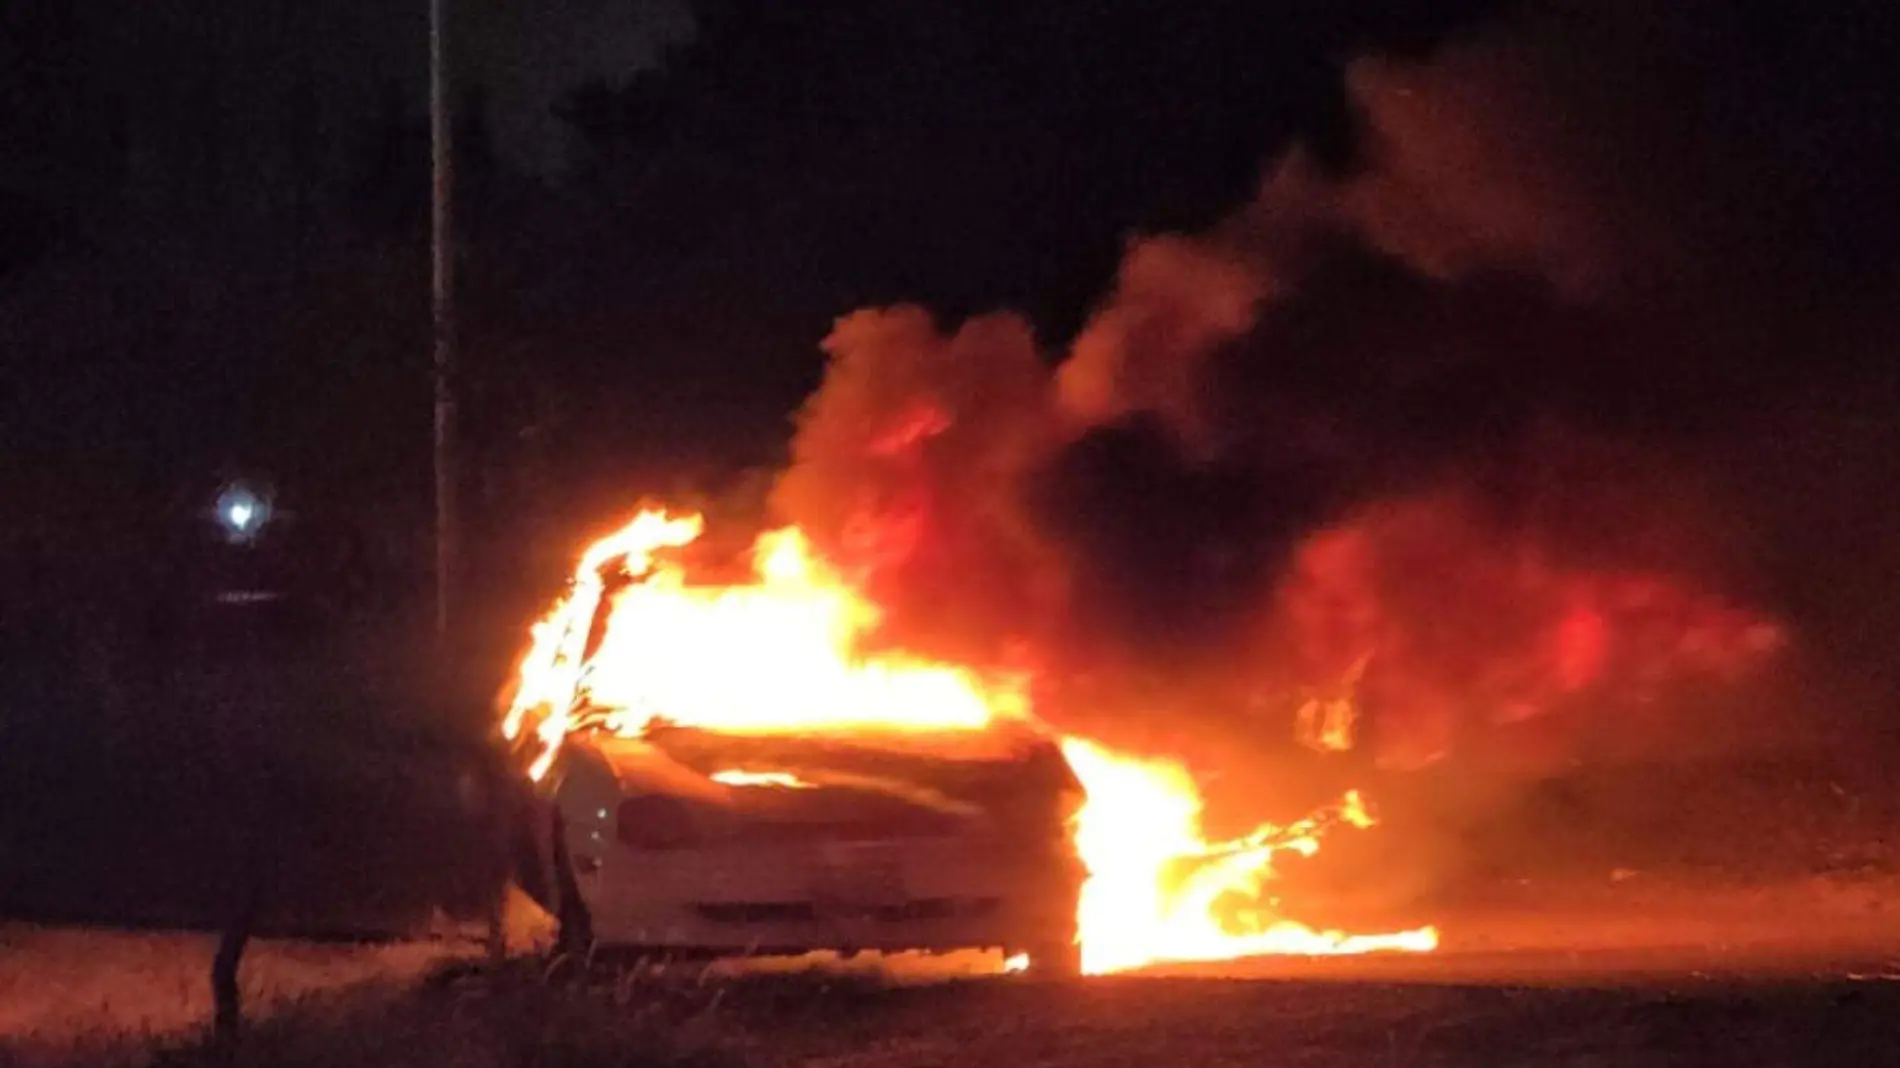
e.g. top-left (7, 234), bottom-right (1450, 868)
top-left (549, 810), bottom-right (594, 958)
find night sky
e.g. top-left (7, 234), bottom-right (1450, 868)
top-left (8, 2), bottom-right (1900, 945)
top-left (5, 0), bottom-right (1900, 717)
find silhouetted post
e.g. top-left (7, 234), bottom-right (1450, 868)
top-left (430, 0), bottom-right (456, 650)
top-left (211, 869), bottom-right (260, 1049)
top-left (203, 604), bottom-right (270, 1054)
top-left (430, 0), bottom-right (507, 970)
top-left (212, 773), bottom-right (268, 1054)
top-left (485, 752), bottom-right (512, 967)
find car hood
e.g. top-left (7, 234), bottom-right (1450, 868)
top-left (565, 725), bottom-right (1079, 838)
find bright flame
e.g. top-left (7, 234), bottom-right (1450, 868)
top-left (1060, 739), bottom-right (1437, 973)
top-left (504, 508), bottom-right (1436, 974)
top-left (504, 510), bottom-right (1013, 780)
top-left (1294, 693), bottom-right (1357, 753)
top-left (1294, 655), bottom-right (1366, 754)
top-left (711, 769), bottom-right (817, 790)
top-left (502, 511), bottom-right (703, 743)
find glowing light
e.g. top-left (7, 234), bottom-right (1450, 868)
top-left (711, 769), bottom-right (817, 790)
top-left (213, 482), bottom-right (270, 542)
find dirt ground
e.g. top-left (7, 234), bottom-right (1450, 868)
top-left (722, 974), bottom-right (1900, 1068)
top-left (12, 951), bottom-right (1900, 1068)
top-left (8, 872), bottom-right (1900, 1068)
top-left (0, 924), bottom-right (470, 1061)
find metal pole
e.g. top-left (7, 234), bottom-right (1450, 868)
top-left (430, 0), bottom-right (456, 649)
top-left (433, 0), bottom-right (506, 968)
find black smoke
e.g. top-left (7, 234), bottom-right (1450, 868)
top-left (774, 0), bottom-right (1900, 775)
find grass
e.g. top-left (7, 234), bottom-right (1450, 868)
top-left (0, 924), bottom-right (471, 1067)
top-left (10, 933), bottom-right (1900, 1068)
top-left (150, 969), bottom-right (742, 1068)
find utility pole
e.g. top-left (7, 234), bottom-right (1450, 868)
top-left (433, 0), bottom-right (507, 967)
top-left (430, 0), bottom-right (456, 651)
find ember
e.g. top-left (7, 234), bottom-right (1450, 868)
top-left (503, 509), bottom-right (1435, 973)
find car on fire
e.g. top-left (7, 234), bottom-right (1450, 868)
top-left (500, 536), bottom-right (1089, 976)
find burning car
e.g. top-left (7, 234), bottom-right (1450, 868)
top-left (500, 512), bottom-right (1087, 974)
top-left (500, 509), bottom-right (1442, 978)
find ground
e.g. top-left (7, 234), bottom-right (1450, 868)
top-left (722, 975), bottom-right (1900, 1068)
top-left (7, 873), bottom-right (1900, 1068)
top-left (0, 923), bottom-right (465, 1066)
top-left (9, 951), bottom-right (1900, 1068)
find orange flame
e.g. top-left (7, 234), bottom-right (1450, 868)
top-left (503, 511), bottom-right (1015, 780)
top-left (504, 508), bottom-right (1436, 972)
top-left (1061, 740), bottom-right (1436, 973)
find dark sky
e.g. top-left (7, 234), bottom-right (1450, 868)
top-left (0, 0), bottom-right (1499, 508)
top-left (5, 0), bottom-right (1900, 567)
top-left (3, 0), bottom-right (1900, 777)
top-left (7, 3), bottom-right (1900, 919)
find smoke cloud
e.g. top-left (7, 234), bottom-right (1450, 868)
top-left (769, 0), bottom-right (1895, 804)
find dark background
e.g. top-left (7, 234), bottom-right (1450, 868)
top-left (5, 0), bottom-right (1900, 931)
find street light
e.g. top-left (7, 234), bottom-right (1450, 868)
top-left (214, 481), bottom-right (272, 545)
